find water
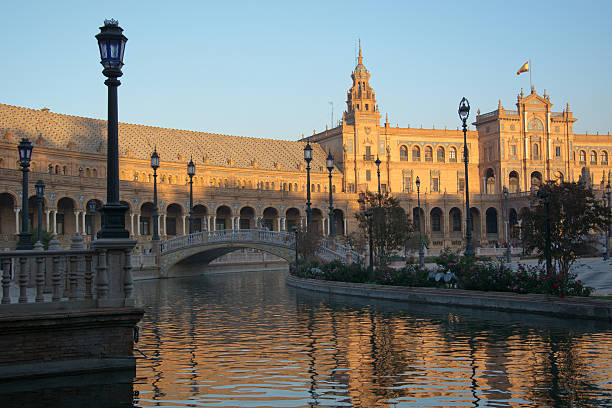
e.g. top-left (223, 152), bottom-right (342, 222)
top-left (131, 269), bottom-right (612, 407)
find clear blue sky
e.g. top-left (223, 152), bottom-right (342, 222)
top-left (2, 0), bottom-right (611, 140)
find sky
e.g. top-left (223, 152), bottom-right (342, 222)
top-left (2, 0), bottom-right (612, 141)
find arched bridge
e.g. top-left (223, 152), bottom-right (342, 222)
top-left (158, 229), bottom-right (361, 276)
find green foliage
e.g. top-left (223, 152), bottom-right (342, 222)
top-left (355, 191), bottom-right (413, 265)
top-left (30, 228), bottom-right (54, 250)
top-left (520, 181), bottom-right (607, 273)
top-left (375, 264), bottom-right (432, 287)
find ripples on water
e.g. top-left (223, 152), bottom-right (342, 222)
top-left (131, 270), bottom-right (612, 407)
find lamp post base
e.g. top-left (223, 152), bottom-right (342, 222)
top-left (97, 203), bottom-right (129, 239)
top-left (16, 232), bottom-right (33, 250)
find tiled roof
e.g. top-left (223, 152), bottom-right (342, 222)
top-left (0, 103), bottom-right (330, 173)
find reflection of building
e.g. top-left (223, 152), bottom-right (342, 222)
top-left (1, 46), bottom-right (610, 250)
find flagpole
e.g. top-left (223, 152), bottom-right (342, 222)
top-left (529, 59), bottom-right (533, 91)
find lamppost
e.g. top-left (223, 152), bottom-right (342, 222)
top-left (503, 186), bottom-right (512, 263)
top-left (416, 176), bottom-right (424, 268)
top-left (35, 180), bottom-right (44, 245)
top-left (459, 97), bottom-right (474, 256)
top-left (604, 179), bottom-right (611, 261)
top-left (292, 225), bottom-right (299, 269)
top-left (151, 148), bottom-right (160, 241)
top-left (88, 200), bottom-right (97, 243)
top-left (365, 209), bottom-right (374, 279)
top-left (375, 156), bottom-right (382, 206)
top-left (537, 188), bottom-right (552, 273)
top-left (304, 141), bottom-right (313, 229)
top-left (95, 19), bottom-right (129, 239)
top-left (187, 158), bottom-right (195, 234)
top-left (17, 138), bottom-right (33, 250)
top-left (326, 151), bottom-right (335, 238)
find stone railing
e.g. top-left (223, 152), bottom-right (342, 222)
top-left (160, 229), bottom-right (296, 254)
top-left (131, 254), bottom-right (157, 268)
top-left (0, 235), bottom-right (135, 310)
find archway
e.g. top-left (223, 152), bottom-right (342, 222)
top-left (166, 203), bottom-right (183, 236)
top-left (413, 207), bottom-right (425, 234)
top-left (239, 206), bottom-right (255, 229)
top-left (262, 207), bottom-right (279, 231)
top-left (286, 207), bottom-right (301, 231)
top-left (470, 207), bottom-right (481, 242)
top-left (57, 197), bottom-right (76, 237)
top-left (449, 207), bottom-right (462, 234)
top-left (430, 207), bottom-right (443, 235)
top-left (485, 207), bottom-right (498, 235)
top-left (193, 205), bottom-right (208, 232)
top-left (486, 168), bottom-right (496, 194)
top-left (311, 208), bottom-right (323, 235)
top-left (509, 171), bottom-right (519, 193)
top-left (216, 205), bottom-right (232, 230)
top-left (531, 171), bottom-right (542, 190)
top-left (332, 209), bottom-right (345, 236)
top-left (0, 193), bottom-right (16, 235)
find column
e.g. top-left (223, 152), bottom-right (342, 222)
top-left (82, 211), bottom-right (86, 235)
top-left (343, 218), bottom-right (347, 236)
top-left (206, 215), bottom-right (211, 231)
top-left (277, 217), bottom-right (281, 231)
top-left (14, 208), bottom-right (20, 232)
top-left (300, 217), bottom-right (304, 229)
top-left (157, 213), bottom-right (161, 236)
top-left (45, 209), bottom-right (50, 231)
top-left (182, 215), bottom-right (186, 235)
top-left (130, 213), bottom-right (135, 237)
top-left (281, 217), bottom-right (286, 231)
top-left (254, 216), bottom-right (259, 229)
top-left (212, 216), bottom-right (217, 231)
top-left (52, 210), bottom-right (57, 235)
top-left (162, 214), bottom-right (167, 236)
top-left (74, 211), bottom-right (80, 233)
top-left (137, 214), bottom-right (141, 236)
top-left (321, 218), bottom-right (326, 236)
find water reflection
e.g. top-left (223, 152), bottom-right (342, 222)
top-left (132, 270), bottom-right (612, 407)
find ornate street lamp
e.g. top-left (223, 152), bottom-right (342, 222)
top-left (326, 151), bottom-right (335, 238)
top-left (35, 180), bottom-right (45, 245)
top-left (537, 188), bottom-right (552, 273)
top-left (304, 141), bottom-right (313, 229)
top-left (187, 158), bottom-right (196, 234)
top-left (95, 19), bottom-right (129, 239)
top-left (88, 200), bottom-right (97, 243)
top-left (151, 148), bottom-right (160, 241)
top-left (503, 186), bottom-right (511, 263)
top-left (17, 138), bottom-right (33, 250)
top-left (365, 209), bottom-right (374, 279)
top-left (375, 156), bottom-right (382, 206)
top-left (604, 178), bottom-right (611, 261)
top-left (416, 176), bottom-right (424, 268)
top-left (459, 97), bottom-right (474, 256)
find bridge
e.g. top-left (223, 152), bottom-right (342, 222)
top-left (158, 229), bottom-right (361, 276)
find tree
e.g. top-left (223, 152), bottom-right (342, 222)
top-left (294, 225), bottom-right (321, 262)
top-left (520, 181), bottom-right (607, 272)
top-left (355, 191), bottom-right (413, 265)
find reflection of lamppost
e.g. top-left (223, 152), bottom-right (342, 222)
top-left (604, 179), bottom-right (611, 260)
top-left (292, 225), bottom-right (299, 269)
top-left (537, 188), bottom-right (552, 273)
top-left (375, 156), bottom-right (382, 206)
top-left (35, 180), bottom-right (45, 245)
top-left (503, 186), bottom-right (512, 263)
top-left (88, 200), bottom-right (97, 243)
top-left (365, 209), bottom-right (374, 279)
top-left (95, 19), bottom-right (129, 239)
top-left (151, 148), bottom-right (160, 241)
top-left (416, 176), bottom-right (424, 268)
top-left (187, 158), bottom-right (195, 234)
top-left (304, 141), bottom-right (313, 229)
top-left (17, 138), bottom-right (33, 250)
top-left (459, 97), bottom-right (474, 256)
top-left (326, 152), bottom-right (334, 238)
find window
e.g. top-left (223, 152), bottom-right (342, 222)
top-left (510, 145), bottom-right (517, 156)
top-left (140, 216), bottom-right (151, 235)
top-left (380, 141), bottom-right (385, 155)
top-left (403, 176), bottom-right (412, 192)
top-left (365, 104), bottom-right (369, 111)
top-left (451, 209), bottom-right (462, 232)
top-left (400, 145), bottom-right (408, 161)
top-left (424, 146), bottom-right (433, 162)
top-left (412, 146), bottom-right (421, 161)
top-left (579, 150), bottom-right (586, 163)
top-left (555, 146), bottom-right (561, 157)
top-left (602, 151), bottom-right (608, 165)
top-left (365, 146), bottom-right (371, 158)
top-left (366, 170), bottom-right (371, 181)
top-left (347, 140), bottom-right (353, 153)
top-left (590, 150), bottom-right (597, 165)
top-left (533, 144), bottom-right (539, 160)
top-left (528, 118), bottom-right (544, 130)
top-left (458, 178), bottom-right (465, 192)
top-left (432, 177), bottom-right (439, 192)
top-left (437, 147), bottom-right (445, 162)
top-left (431, 210), bottom-right (442, 232)
top-left (449, 147), bottom-right (457, 162)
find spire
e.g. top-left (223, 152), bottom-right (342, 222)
top-left (358, 39), bottom-right (363, 65)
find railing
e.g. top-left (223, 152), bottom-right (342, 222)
top-left (160, 229), bottom-right (296, 254)
top-left (476, 247), bottom-right (523, 256)
top-left (131, 254), bottom-right (157, 268)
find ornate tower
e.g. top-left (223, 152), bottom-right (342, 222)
top-left (344, 43), bottom-right (380, 125)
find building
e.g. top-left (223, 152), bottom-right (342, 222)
top-left (1, 47), bottom-right (610, 251)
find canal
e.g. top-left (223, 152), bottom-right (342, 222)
top-left (131, 269), bottom-right (612, 407)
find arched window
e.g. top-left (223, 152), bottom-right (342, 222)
top-left (528, 118), bottom-right (544, 130)
top-left (450, 208), bottom-right (462, 232)
top-left (430, 208), bottom-right (443, 232)
top-left (590, 150), bottom-right (597, 165)
top-left (412, 146), bottom-right (420, 161)
top-left (400, 145), bottom-right (408, 161)
top-left (579, 150), bottom-right (586, 163)
top-left (485, 208), bottom-right (498, 234)
top-left (602, 151), bottom-right (609, 165)
top-left (509, 171), bottom-right (519, 193)
top-left (449, 147), bottom-right (457, 162)
top-left (531, 171), bottom-right (542, 190)
top-left (486, 168), bottom-right (496, 194)
top-left (424, 146), bottom-right (433, 162)
top-left (533, 144), bottom-right (539, 160)
top-left (437, 147), bottom-right (445, 162)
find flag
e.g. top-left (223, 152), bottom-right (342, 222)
top-left (517, 61), bottom-right (529, 75)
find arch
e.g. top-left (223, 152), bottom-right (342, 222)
top-left (436, 146), bottom-right (445, 163)
top-left (286, 207), bottom-right (301, 230)
top-left (424, 146), bottom-right (433, 162)
top-left (590, 150), bottom-right (597, 165)
top-left (470, 207), bottom-right (481, 239)
top-left (530, 171), bottom-right (542, 190)
top-left (412, 146), bottom-right (421, 161)
top-left (449, 207), bottom-right (462, 232)
top-left (528, 118), bottom-right (543, 130)
top-left (215, 205), bottom-right (232, 230)
top-left (601, 150), bottom-right (609, 165)
top-left (166, 203), bottom-right (183, 236)
top-left (56, 197), bottom-right (77, 236)
top-left (399, 145), bottom-right (408, 161)
top-left (332, 208), bottom-right (345, 236)
top-left (310, 208), bottom-right (324, 235)
top-left (0, 192), bottom-right (16, 234)
top-left (139, 202), bottom-right (155, 236)
top-left (192, 204), bottom-right (208, 232)
top-left (553, 171), bottom-right (564, 183)
top-left (262, 207), bottom-right (279, 231)
top-left (239, 206), bottom-right (255, 229)
top-left (449, 146), bottom-right (457, 162)
top-left (579, 150), bottom-right (586, 164)
top-left (413, 207), bottom-right (425, 233)
top-left (508, 171), bottom-right (519, 193)
top-left (485, 168), bottom-right (496, 194)
top-left (485, 207), bottom-right (498, 235)
top-left (430, 207), bottom-right (443, 233)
